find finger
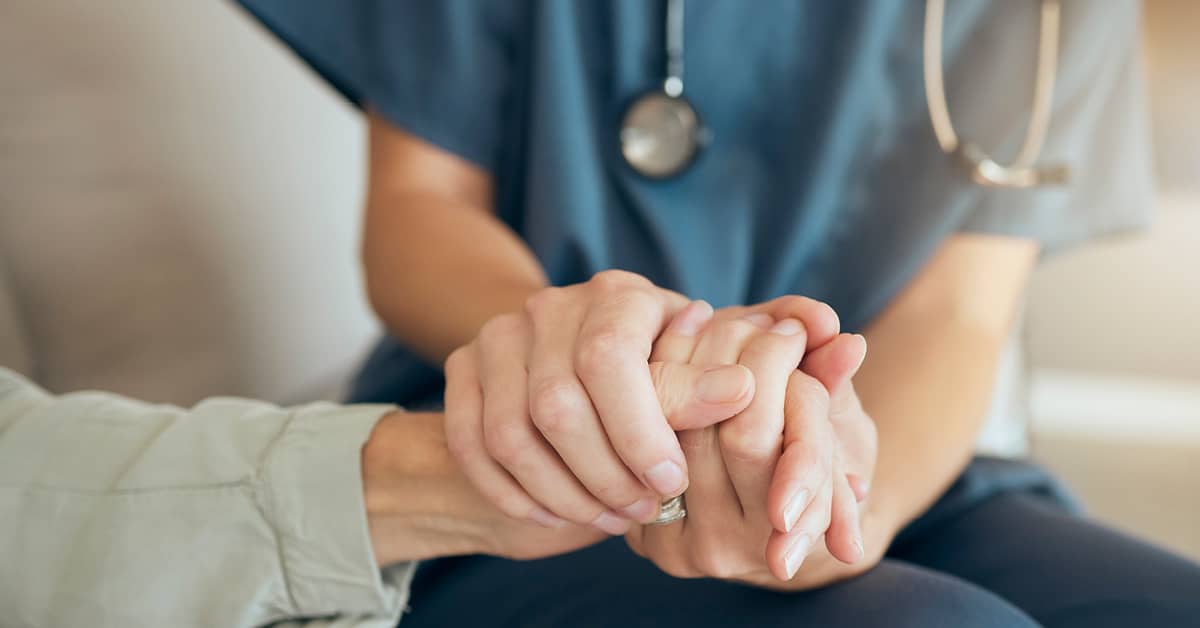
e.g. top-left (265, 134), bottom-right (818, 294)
top-left (823, 457), bottom-right (865, 565)
top-left (444, 345), bottom-right (564, 528)
top-left (766, 370), bottom-right (834, 534)
top-left (847, 474), bottom-right (870, 503)
top-left (744, 295), bottom-right (841, 352)
top-left (640, 315), bottom-right (766, 581)
top-left (690, 313), bottom-right (774, 364)
top-left (799, 333), bottom-right (867, 396)
top-left (649, 362), bottom-right (754, 431)
top-left (479, 317), bottom-right (629, 533)
top-left (718, 317), bottom-right (809, 522)
top-left (676, 314), bottom-right (768, 535)
top-left (766, 477), bottom-right (833, 581)
top-left (665, 315), bottom-right (766, 565)
top-left (642, 424), bottom-right (735, 580)
top-left (526, 289), bottom-right (659, 523)
top-left (650, 299), bottom-right (713, 363)
top-left (576, 288), bottom-right (692, 497)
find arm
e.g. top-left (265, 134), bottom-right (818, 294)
top-left (364, 115), bottom-right (839, 530)
top-left (362, 112), bottom-right (547, 363)
top-left (0, 368), bottom-right (410, 627)
top-left (366, 118), bottom-right (698, 523)
top-left (857, 234), bottom-right (1038, 542)
top-left (0, 361), bottom-right (750, 626)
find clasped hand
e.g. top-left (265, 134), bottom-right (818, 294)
top-left (444, 271), bottom-right (879, 587)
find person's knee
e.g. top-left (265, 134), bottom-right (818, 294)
top-left (823, 562), bottom-right (1038, 628)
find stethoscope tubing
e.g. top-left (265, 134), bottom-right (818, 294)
top-left (620, 0), bottom-right (1070, 188)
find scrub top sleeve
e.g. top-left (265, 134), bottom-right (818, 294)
top-left (236, 0), bottom-right (523, 174)
top-left (957, 0), bottom-right (1154, 256)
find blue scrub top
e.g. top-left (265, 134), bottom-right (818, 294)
top-left (238, 0), bottom-right (1152, 406)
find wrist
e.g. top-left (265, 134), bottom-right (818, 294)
top-left (360, 411), bottom-right (493, 565)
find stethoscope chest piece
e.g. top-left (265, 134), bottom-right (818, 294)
top-left (621, 0), bottom-right (707, 179)
top-left (620, 90), bottom-right (704, 179)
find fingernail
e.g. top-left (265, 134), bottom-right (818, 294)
top-left (784, 534), bottom-right (813, 579)
top-left (620, 497), bottom-right (660, 522)
top-left (852, 334), bottom-right (868, 370)
top-left (853, 535), bottom-right (865, 561)
top-left (528, 507), bottom-right (567, 529)
top-left (783, 488), bottom-right (808, 533)
top-left (645, 460), bottom-right (685, 496)
top-left (770, 318), bottom-right (802, 336)
top-left (742, 313), bottom-right (774, 329)
top-left (668, 300), bottom-right (714, 337)
top-left (591, 511), bottom-right (632, 535)
top-left (695, 366), bottom-right (751, 404)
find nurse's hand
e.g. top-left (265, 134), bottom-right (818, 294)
top-left (443, 270), bottom-right (840, 534)
top-left (444, 269), bottom-right (712, 533)
top-left (625, 305), bottom-right (877, 587)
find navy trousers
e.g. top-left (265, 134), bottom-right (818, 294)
top-left (400, 458), bottom-right (1200, 627)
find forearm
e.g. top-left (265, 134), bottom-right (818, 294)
top-left (363, 190), bottom-right (547, 364)
top-left (0, 368), bottom-right (410, 626)
top-left (851, 234), bottom-right (1037, 540)
top-left (855, 316), bottom-right (1010, 536)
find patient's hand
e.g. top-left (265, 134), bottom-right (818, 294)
top-left (624, 298), bottom-right (877, 587)
top-left (365, 360), bottom-right (756, 566)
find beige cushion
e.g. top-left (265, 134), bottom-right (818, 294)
top-left (0, 0), bottom-right (378, 404)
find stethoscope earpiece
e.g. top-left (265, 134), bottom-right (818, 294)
top-left (623, 0), bottom-right (1069, 188)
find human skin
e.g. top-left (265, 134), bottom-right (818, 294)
top-left (361, 116), bottom-right (1037, 587)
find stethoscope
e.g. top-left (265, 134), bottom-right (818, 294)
top-left (619, 0), bottom-right (1070, 188)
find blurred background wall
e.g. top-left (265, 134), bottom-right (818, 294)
top-left (0, 0), bottom-right (1196, 556)
top-left (1023, 0), bottom-right (1199, 559)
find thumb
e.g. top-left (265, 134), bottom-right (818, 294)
top-left (648, 362), bottom-right (755, 430)
top-left (800, 333), bottom-right (867, 395)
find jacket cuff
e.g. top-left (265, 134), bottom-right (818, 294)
top-left (261, 402), bottom-right (416, 621)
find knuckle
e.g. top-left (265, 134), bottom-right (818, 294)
top-left (677, 428), bottom-right (716, 456)
top-left (444, 429), bottom-right (475, 465)
top-left (611, 429), bottom-right (660, 465)
top-left (591, 269), bottom-right (647, 291)
top-left (787, 372), bottom-right (831, 407)
top-left (494, 494), bottom-right (535, 521)
top-left (714, 318), bottom-right (765, 350)
top-left (770, 295), bottom-right (840, 335)
top-left (483, 418), bottom-right (533, 465)
top-left (692, 549), bottom-right (746, 580)
top-left (649, 362), bottom-right (686, 414)
top-left (591, 481), bottom-right (643, 508)
top-left (523, 287), bottom-right (567, 320)
top-left (443, 346), bottom-right (469, 375)
top-left (479, 312), bottom-right (525, 345)
top-left (653, 554), bottom-right (701, 580)
top-left (528, 376), bottom-right (585, 434)
top-left (719, 423), bottom-right (783, 463)
top-left (788, 441), bottom-right (827, 481)
top-left (771, 295), bottom-right (814, 313)
top-left (575, 328), bottom-right (632, 375)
